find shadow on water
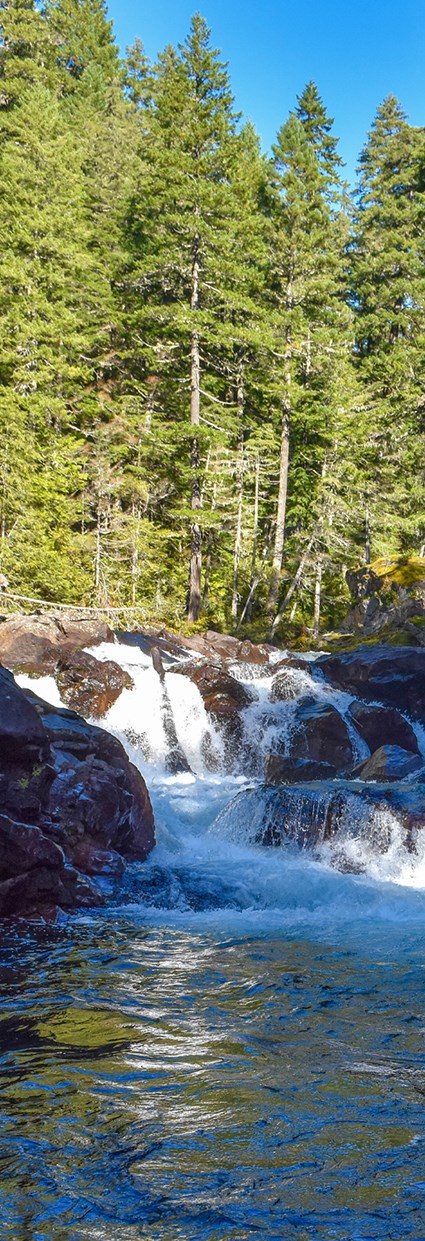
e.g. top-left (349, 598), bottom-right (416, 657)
top-left (1, 919), bottom-right (425, 1240)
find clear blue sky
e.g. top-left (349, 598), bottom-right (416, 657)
top-left (107, 0), bottom-right (424, 182)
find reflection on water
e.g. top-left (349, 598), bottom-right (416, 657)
top-left (1, 920), bottom-right (425, 1240)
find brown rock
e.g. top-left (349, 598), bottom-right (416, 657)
top-left (316, 646), bottom-right (425, 722)
top-left (274, 696), bottom-right (354, 774)
top-left (348, 701), bottom-right (419, 755)
top-left (57, 649), bottom-right (132, 717)
top-left (352, 745), bottom-right (424, 782)
top-left (176, 661), bottom-right (254, 750)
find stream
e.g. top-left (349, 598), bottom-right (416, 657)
top-left (1, 638), bottom-right (425, 1240)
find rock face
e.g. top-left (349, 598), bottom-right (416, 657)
top-left (351, 745), bottom-right (424, 783)
top-left (175, 661), bottom-right (254, 755)
top-left (340, 558), bottom-right (425, 640)
top-left (270, 695), bottom-right (354, 776)
top-left (316, 646), bottom-right (425, 721)
top-left (347, 700), bottom-right (419, 755)
top-left (56, 649), bottom-right (132, 717)
top-left (0, 614), bottom-right (131, 718)
top-left (0, 668), bottom-right (155, 921)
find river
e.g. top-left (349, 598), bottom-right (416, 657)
top-left (2, 639), bottom-right (425, 1240)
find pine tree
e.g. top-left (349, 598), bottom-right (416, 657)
top-left (350, 96), bottom-right (425, 556)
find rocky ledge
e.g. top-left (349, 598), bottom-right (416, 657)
top-left (0, 665), bottom-right (155, 922)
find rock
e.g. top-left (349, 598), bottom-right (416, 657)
top-left (0, 814), bottom-right (65, 878)
top-left (0, 665), bottom-right (50, 764)
top-left (173, 629), bottom-right (270, 665)
top-left (0, 666), bottom-right (155, 919)
top-left (351, 745), bottom-right (424, 782)
top-left (56, 649), bottom-right (132, 717)
top-left (216, 779), bottom-right (425, 854)
top-left (270, 669), bottom-right (308, 702)
top-left (176, 661), bottom-right (254, 754)
top-left (272, 695), bottom-right (353, 774)
top-left (0, 612), bottom-right (114, 676)
top-left (265, 755), bottom-right (337, 784)
top-left (68, 839), bottom-right (125, 877)
top-left (340, 559), bottom-right (425, 638)
top-left (348, 700), bottom-right (419, 754)
top-left (316, 646), bottom-right (425, 721)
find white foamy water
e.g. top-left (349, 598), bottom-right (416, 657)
top-left (18, 636), bottom-right (425, 937)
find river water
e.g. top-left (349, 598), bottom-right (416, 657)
top-left (2, 641), bottom-right (425, 1240)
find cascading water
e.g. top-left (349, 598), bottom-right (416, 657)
top-left (7, 635), bottom-right (425, 1241)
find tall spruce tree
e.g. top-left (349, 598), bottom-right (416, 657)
top-left (350, 96), bottom-right (425, 555)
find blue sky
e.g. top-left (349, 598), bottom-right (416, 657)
top-left (107, 0), bottom-right (424, 182)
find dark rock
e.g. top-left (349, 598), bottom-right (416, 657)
top-left (0, 665), bottom-right (49, 763)
top-left (270, 669), bottom-right (307, 702)
top-left (265, 754), bottom-right (337, 784)
top-left (68, 839), bottom-right (125, 877)
top-left (348, 700), bottom-right (419, 755)
top-left (0, 666), bottom-right (155, 919)
top-left (56, 649), bottom-right (132, 718)
top-left (274, 695), bottom-right (354, 774)
top-left (351, 745), bottom-right (424, 782)
top-left (175, 661), bottom-right (254, 754)
top-left (0, 814), bottom-right (65, 878)
top-left (0, 612), bottom-right (114, 676)
top-left (316, 645), bottom-right (425, 721)
top-left (216, 779), bottom-right (425, 854)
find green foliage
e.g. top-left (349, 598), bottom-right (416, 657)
top-left (0, 7), bottom-right (423, 638)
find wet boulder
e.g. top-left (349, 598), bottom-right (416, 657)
top-left (56, 649), bottom-right (132, 718)
top-left (348, 700), bottom-right (419, 755)
top-left (272, 695), bottom-right (354, 775)
top-left (0, 665), bottom-right (49, 764)
top-left (0, 667), bottom-right (155, 920)
top-left (214, 779), bottom-right (425, 859)
top-left (0, 612), bottom-right (114, 677)
top-left (265, 754), bottom-right (337, 784)
top-left (316, 645), bottom-right (425, 722)
top-left (175, 661), bottom-right (254, 752)
top-left (351, 745), bottom-right (424, 783)
top-left (270, 668), bottom-right (309, 702)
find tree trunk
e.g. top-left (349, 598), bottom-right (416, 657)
top-left (270, 528), bottom-right (317, 639)
top-left (365, 503), bottom-right (371, 565)
top-left (245, 453), bottom-right (260, 623)
top-left (268, 410), bottom-right (289, 610)
top-left (268, 309), bottom-right (292, 612)
top-left (202, 475), bottom-right (217, 610)
top-left (187, 238), bottom-right (202, 623)
top-left (231, 367), bottom-right (245, 623)
top-left (313, 555), bottom-right (322, 639)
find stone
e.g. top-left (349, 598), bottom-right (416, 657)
top-left (316, 646), bottom-right (425, 721)
top-left (273, 695), bottom-right (354, 774)
top-left (0, 612), bottom-right (114, 676)
top-left (0, 665), bottom-right (49, 761)
top-left (351, 745), bottom-right (424, 782)
top-left (270, 669), bottom-right (307, 702)
top-left (265, 754), bottom-right (338, 784)
top-left (0, 666), bottom-right (155, 919)
top-left (175, 661), bottom-right (254, 755)
top-left (348, 700), bottom-right (419, 755)
top-left (56, 649), bottom-right (132, 718)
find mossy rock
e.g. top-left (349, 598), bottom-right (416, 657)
top-left (370, 556), bottom-right (425, 588)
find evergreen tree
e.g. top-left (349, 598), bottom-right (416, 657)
top-left (350, 96), bottom-right (425, 555)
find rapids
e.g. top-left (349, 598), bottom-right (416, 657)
top-left (3, 635), bottom-right (425, 1239)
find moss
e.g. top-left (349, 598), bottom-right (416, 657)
top-left (370, 555), bottom-right (425, 588)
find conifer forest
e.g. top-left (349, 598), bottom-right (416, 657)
top-left (1, 1), bottom-right (424, 638)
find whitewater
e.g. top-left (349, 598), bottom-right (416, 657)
top-left (3, 635), bottom-right (425, 1240)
